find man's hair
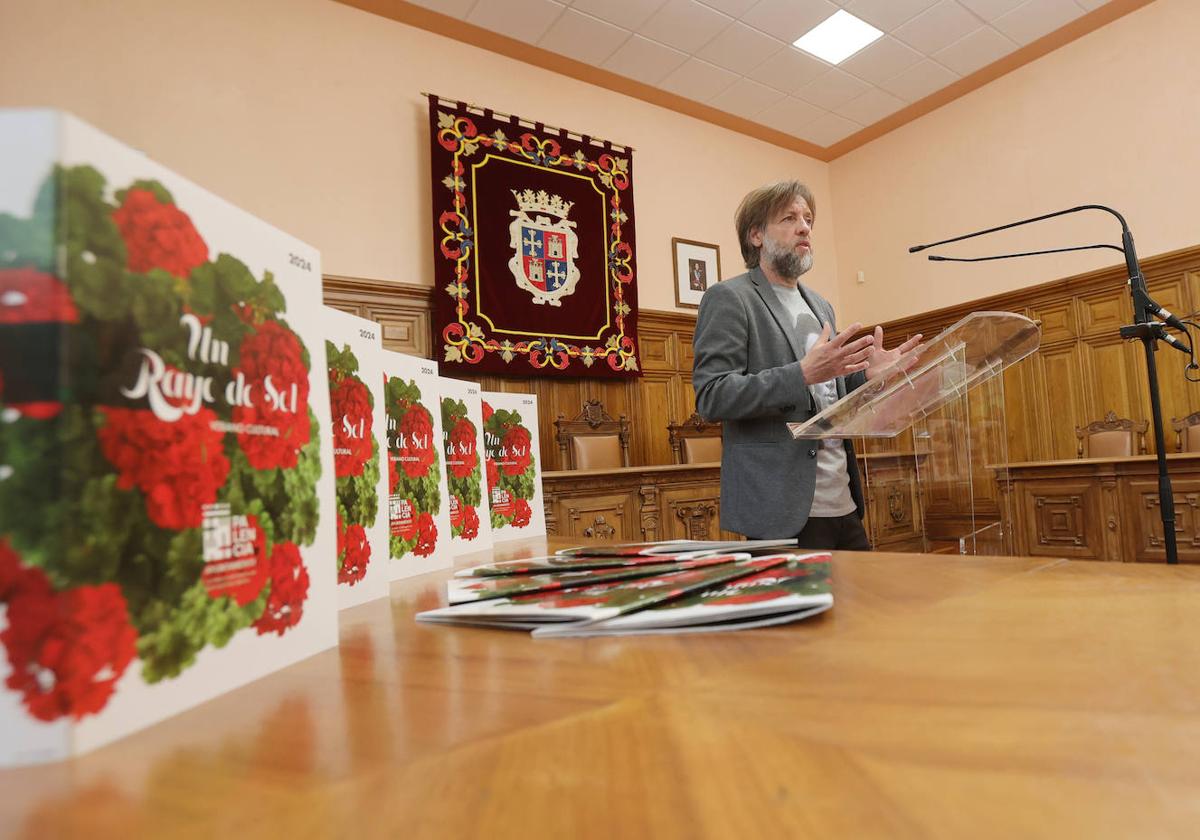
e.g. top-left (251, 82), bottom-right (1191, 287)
top-left (734, 180), bottom-right (816, 268)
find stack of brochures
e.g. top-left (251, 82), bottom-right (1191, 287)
top-left (415, 540), bottom-right (833, 638)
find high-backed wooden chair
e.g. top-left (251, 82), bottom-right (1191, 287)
top-left (1075, 411), bottom-right (1148, 458)
top-left (555, 399), bottom-right (630, 470)
top-left (1172, 411), bottom-right (1200, 452)
top-left (667, 412), bottom-right (723, 464)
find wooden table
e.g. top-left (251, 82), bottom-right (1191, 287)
top-left (4, 539), bottom-right (1200, 838)
top-left (542, 462), bottom-right (736, 543)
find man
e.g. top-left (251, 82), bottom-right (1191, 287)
top-left (692, 180), bottom-right (920, 549)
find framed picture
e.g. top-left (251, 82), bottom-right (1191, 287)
top-left (672, 237), bottom-right (721, 309)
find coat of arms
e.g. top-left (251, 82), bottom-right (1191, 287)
top-left (507, 189), bottom-right (580, 306)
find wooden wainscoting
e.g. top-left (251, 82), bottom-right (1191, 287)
top-left (323, 274), bottom-right (700, 472)
top-left (542, 464), bottom-right (737, 543)
top-left (994, 453), bottom-right (1200, 562)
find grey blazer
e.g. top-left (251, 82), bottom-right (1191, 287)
top-left (692, 267), bottom-right (865, 538)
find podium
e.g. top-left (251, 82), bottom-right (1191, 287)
top-left (790, 312), bottom-right (1041, 554)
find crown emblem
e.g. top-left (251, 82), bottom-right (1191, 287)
top-left (511, 189), bottom-right (573, 219)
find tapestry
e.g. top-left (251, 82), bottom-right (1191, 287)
top-left (428, 95), bottom-right (641, 379)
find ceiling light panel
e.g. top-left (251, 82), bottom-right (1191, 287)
top-left (793, 10), bottom-right (884, 65)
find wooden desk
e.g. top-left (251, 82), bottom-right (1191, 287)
top-left (994, 452), bottom-right (1200, 562)
top-left (6, 539), bottom-right (1200, 838)
top-left (543, 462), bottom-right (738, 542)
top-left (858, 451), bottom-right (928, 552)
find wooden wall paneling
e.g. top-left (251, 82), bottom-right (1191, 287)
top-left (677, 326), bottom-right (696, 375)
top-left (1077, 288), bottom-right (1132, 338)
top-left (669, 374), bottom-right (694, 430)
top-left (1001, 356), bottom-right (1040, 463)
top-left (637, 328), bottom-right (677, 373)
top-left (919, 398), bottom-right (971, 517)
top-left (530, 377), bottom-right (566, 472)
top-left (1078, 338), bottom-right (1146, 443)
top-left (1139, 277), bottom-right (1196, 432)
top-left (966, 376), bottom-right (1005, 516)
top-left (1029, 300), bottom-right (1077, 344)
top-left (323, 275), bottom-right (434, 357)
top-left (1034, 344), bottom-right (1086, 460)
top-left (1185, 270), bottom-right (1200, 318)
top-left (633, 375), bottom-right (678, 466)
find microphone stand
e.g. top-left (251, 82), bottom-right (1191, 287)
top-left (911, 205), bottom-right (1180, 564)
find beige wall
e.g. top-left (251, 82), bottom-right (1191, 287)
top-left (0, 0), bottom-right (838, 314)
top-left (831, 0), bottom-right (1200, 325)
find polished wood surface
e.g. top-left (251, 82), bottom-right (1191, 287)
top-left (994, 452), bottom-right (1200, 562)
top-left (6, 539), bottom-right (1200, 838)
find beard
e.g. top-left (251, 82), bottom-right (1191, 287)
top-left (761, 234), bottom-right (813, 280)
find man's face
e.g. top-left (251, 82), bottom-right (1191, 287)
top-left (753, 197), bottom-right (813, 280)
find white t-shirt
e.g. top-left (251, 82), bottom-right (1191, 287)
top-left (770, 283), bottom-right (856, 518)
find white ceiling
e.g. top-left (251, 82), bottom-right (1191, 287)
top-left (408, 0), bottom-right (1113, 148)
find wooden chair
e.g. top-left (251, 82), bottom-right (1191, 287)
top-left (554, 399), bottom-right (630, 470)
top-left (667, 412), bottom-right (723, 464)
top-left (1171, 411), bottom-right (1200, 452)
top-left (1075, 411), bottom-right (1148, 458)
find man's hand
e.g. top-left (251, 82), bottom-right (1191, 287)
top-left (865, 326), bottom-right (923, 381)
top-left (800, 322), bottom-right (875, 384)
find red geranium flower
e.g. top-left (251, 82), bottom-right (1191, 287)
top-left (501, 426), bottom-right (533, 476)
top-left (2, 400), bottom-right (63, 420)
top-left (481, 401), bottom-right (493, 423)
top-left (233, 319), bottom-right (311, 470)
top-left (111, 188), bottom-right (208, 278)
top-left (414, 512), bottom-right (438, 557)
top-left (97, 406), bottom-right (230, 530)
top-left (459, 505), bottom-right (480, 541)
top-left (512, 498), bottom-right (532, 528)
top-left (338, 523), bottom-right (371, 586)
top-left (0, 543), bottom-right (138, 722)
top-left (253, 542), bottom-right (310, 636)
top-left (0, 268), bottom-right (78, 324)
top-left (399, 405), bottom-right (435, 479)
top-left (330, 374), bottom-right (373, 477)
top-left (0, 538), bottom-right (44, 604)
top-left (486, 458), bottom-right (499, 492)
top-left (0, 268), bottom-right (75, 419)
top-left (388, 451), bottom-right (401, 495)
top-left (447, 417), bottom-right (478, 479)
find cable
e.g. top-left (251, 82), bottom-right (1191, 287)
top-left (1184, 321), bottom-right (1200, 382)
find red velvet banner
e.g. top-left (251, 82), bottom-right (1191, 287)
top-left (428, 96), bottom-right (641, 379)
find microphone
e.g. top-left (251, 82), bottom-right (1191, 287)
top-left (1150, 321), bottom-right (1192, 354)
top-left (911, 204), bottom-right (1177, 328)
top-left (909, 205), bottom-right (1114, 254)
top-left (1145, 301), bottom-right (1189, 333)
top-left (926, 243), bottom-right (1124, 263)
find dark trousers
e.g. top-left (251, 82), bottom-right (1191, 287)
top-left (794, 512), bottom-right (872, 551)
